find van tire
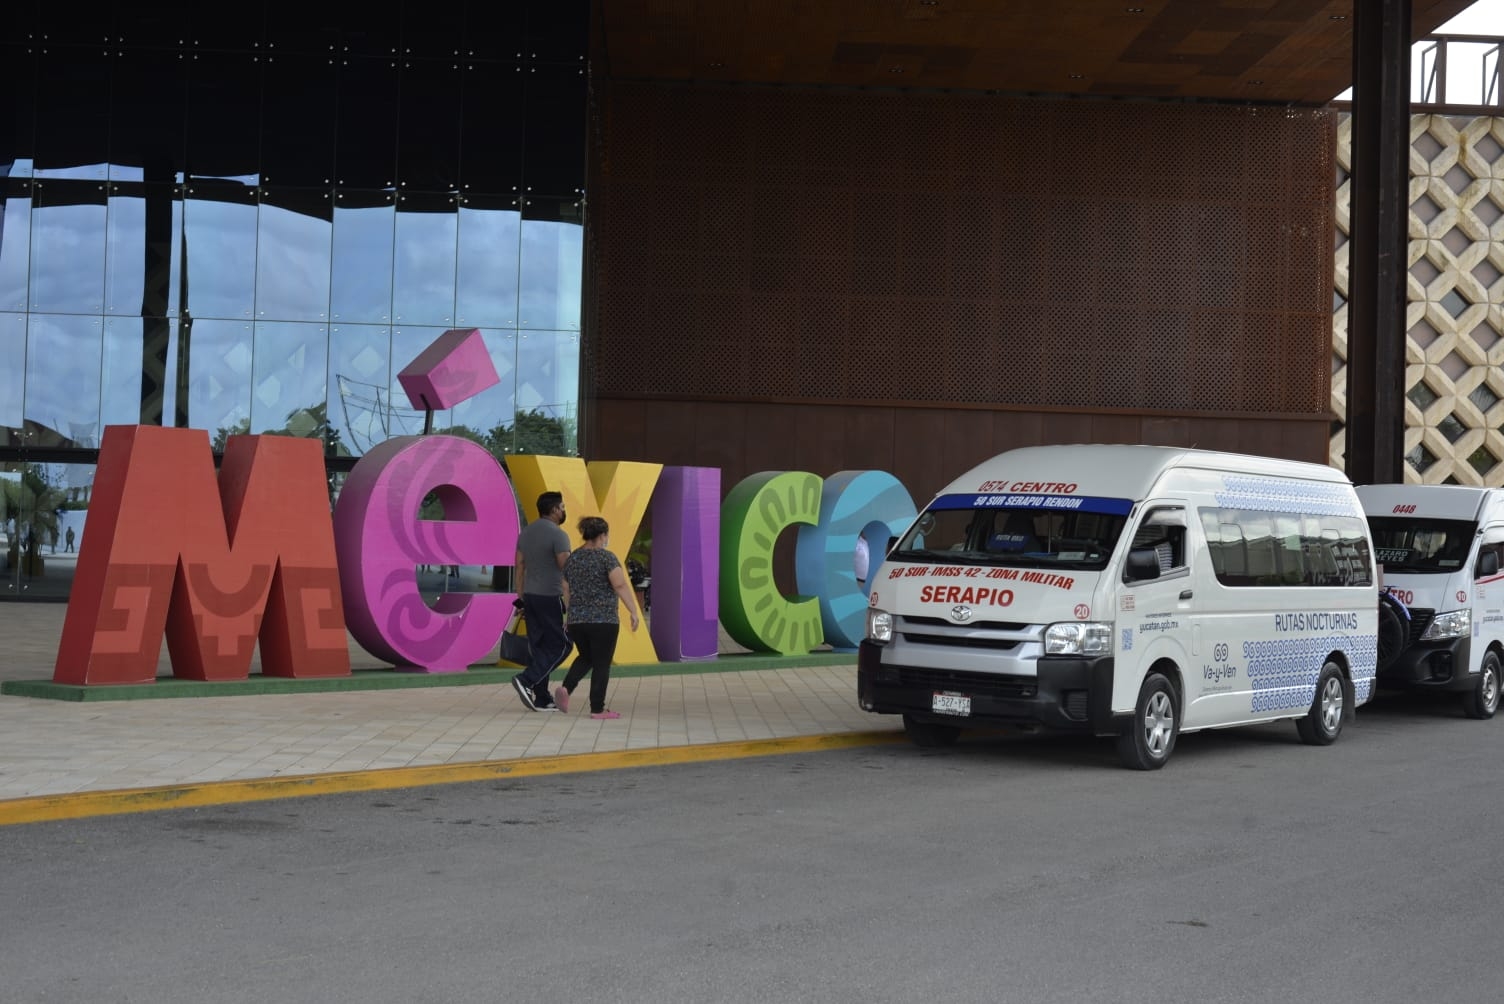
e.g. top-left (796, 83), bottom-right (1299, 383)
top-left (1116, 672), bottom-right (1177, 770)
top-left (1295, 662), bottom-right (1345, 746)
top-left (903, 715), bottom-right (961, 748)
top-left (1376, 593), bottom-right (1409, 671)
top-left (1462, 651), bottom-right (1501, 720)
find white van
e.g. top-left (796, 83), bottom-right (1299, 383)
top-left (1356, 484), bottom-right (1504, 719)
top-left (857, 444), bottom-right (1379, 769)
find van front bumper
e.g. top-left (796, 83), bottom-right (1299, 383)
top-left (857, 642), bottom-right (1119, 733)
top-left (1377, 637), bottom-right (1474, 693)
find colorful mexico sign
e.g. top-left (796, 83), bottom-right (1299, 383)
top-left (53, 331), bottom-right (918, 686)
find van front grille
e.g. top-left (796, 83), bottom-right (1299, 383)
top-left (896, 667), bottom-right (1037, 699)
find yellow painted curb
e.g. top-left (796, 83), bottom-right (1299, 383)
top-left (0, 730), bottom-right (906, 826)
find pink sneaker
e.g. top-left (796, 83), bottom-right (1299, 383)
top-left (554, 686), bottom-right (570, 713)
top-left (590, 710), bottom-right (621, 720)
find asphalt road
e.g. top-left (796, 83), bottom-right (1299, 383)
top-left (3, 693), bottom-right (1501, 1004)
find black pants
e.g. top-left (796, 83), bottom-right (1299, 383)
top-left (517, 594), bottom-right (570, 698)
top-left (561, 622), bottom-right (620, 714)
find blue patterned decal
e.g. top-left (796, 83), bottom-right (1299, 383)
top-left (1245, 634), bottom-right (1377, 711)
top-left (1215, 476), bottom-right (1360, 518)
top-left (1121, 628), bottom-right (1133, 651)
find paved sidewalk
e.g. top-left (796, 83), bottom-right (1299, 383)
top-left (0, 602), bottom-right (893, 808)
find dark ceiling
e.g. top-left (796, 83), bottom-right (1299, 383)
top-left (595, 0), bottom-right (1477, 104)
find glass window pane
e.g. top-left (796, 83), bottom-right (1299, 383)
top-left (249, 321), bottom-right (331, 440)
top-left (185, 54), bottom-right (260, 184)
top-left (255, 188), bottom-right (333, 322)
top-left (519, 212), bottom-right (582, 330)
top-left (102, 315), bottom-right (181, 428)
top-left (262, 54), bottom-right (336, 188)
top-left (456, 197), bottom-right (520, 328)
top-left (185, 317), bottom-right (254, 439)
top-left (182, 181), bottom-right (258, 320)
top-left (1, 47), bottom-right (38, 179)
top-left (0, 313), bottom-right (25, 432)
top-left (108, 49), bottom-right (187, 184)
top-left (396, 60), bottom-right (461, 191)
top-left (330, 193), bottom-right (395, 323)
top-left (392, 194), bottom-right (457, 326)
top-left (0, 182), bottom-right (33, 312)
top-left (105, 182), bottom-right (182, 318)
top-left (30, 181), bottom-right (107, 314)
top-left (514, 328), bottom-right (579, 454)
top-left (329, 323), bottom-right (395, 457)
top-left (521, 63), bottom-right (586, 197)
top-left (336, 58), bottom-right (398, 189)
top-left (26, 314), bottom-right (102, 445)
top-left (459, 61), bottom-right (523, 195)
top-left (33, 50), bottom-right (109, 181)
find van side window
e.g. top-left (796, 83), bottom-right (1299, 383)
top-left (1129, 508), bottom-right (1187, 576)
top-left (1477, 542), bottom-right (1504, 578)
top-left (1198, 507), bottom-right (1372, 587)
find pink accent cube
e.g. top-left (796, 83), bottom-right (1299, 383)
top-left (397, 328), bottom-right (500, 411)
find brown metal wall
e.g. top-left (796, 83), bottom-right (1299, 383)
top-left (585, 81), bottom-right (1337, 503)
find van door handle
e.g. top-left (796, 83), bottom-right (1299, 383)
top-left (1179, 589), bottom-right (1193, 600)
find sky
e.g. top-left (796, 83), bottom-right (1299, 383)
top-left (1444, 0), bottom-right (1504, 32)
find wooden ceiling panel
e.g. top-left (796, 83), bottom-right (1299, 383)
top-left (597, 0), bottom-right (1478, 103)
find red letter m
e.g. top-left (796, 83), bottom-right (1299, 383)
top-left (54, 426), bottom-right (350, 685)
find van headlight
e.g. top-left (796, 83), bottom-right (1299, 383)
top-left (1421, 609), bottom-right (1471, 641)
top-left (867, 608), bottom-right (893, 645)
top-left (1045, 621), bottom-right (1113, 656)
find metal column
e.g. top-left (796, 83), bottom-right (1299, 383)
top-left (1344, 0), bottom-right (1412, 486)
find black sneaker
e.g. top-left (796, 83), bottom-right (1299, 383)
top-left (511, 675), bottom-right (538, 710)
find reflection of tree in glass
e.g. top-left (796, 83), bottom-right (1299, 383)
top-left (211, 403), bottom-right (347, 458)
top-left (433, 409), bottom-right (576, 460)
top-left (1, 464), bottom-right (67, 566)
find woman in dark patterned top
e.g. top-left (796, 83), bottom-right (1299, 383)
top-left (556, 516), bottom-right (642, 719)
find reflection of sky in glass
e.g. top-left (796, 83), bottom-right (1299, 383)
top-left (331, 202), bottom-right (395, 323)
top-left (0, 313), bottom-right (25, 429)
top-left (393, 212), bottom-right (457, 325)
top-left (183, 196), bottom-right (257, 319)
top-left (3, 183), bottom-right (583, 453)
top-left (29, 202), bottom-right (106, 314)
top-left (26, 314), bottom-right (103, 440)
top-left (0, 194), bottom-right (33, 312)
top-left (250, 322), bottom-right (331, 435)
top-left (256, 203), bottom-right (332, 321)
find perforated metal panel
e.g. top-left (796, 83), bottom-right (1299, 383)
top-left (591, 82), bottom-right (1335, 416)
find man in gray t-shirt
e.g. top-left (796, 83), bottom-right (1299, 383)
top-left (511, 491), bottom-right (573, 710)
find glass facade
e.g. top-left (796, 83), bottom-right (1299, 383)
top-left (0, 5), bottom-right (588, 599)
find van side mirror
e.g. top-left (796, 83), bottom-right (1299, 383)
top-left (1479, 551), bottom-right (1499, 578)
top-left (1125, 548), bottom-right (1161, 582)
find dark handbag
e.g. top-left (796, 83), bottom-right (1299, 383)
top-left (499, 608), bottom-right (530, 666)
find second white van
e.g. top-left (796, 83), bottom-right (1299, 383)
top-left (1357, 484), bottom-right (1504, 719)
top-left (858, 444), bottom-right (1379, 769)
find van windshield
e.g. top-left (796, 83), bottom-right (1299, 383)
top-left (1368, 517), bottom-right (1476, 573)
top-left (892, 494), bottom-right (1132, 570)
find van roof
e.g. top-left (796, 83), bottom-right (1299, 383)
top-left (938, 444), bottom-right (1350, 502)
top-left (1356, 483), bottom-right (1495, 521)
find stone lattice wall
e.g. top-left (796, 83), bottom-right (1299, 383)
top-left (1333, 114), bottom-right (1504, 483)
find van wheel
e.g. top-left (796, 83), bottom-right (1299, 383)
top-left (903, 715), bottom-right (961, 748)
top-left (1376, 594), bottom-right (1409, 671)
top-left (1116, 672), bottom-right (1177, 770)
top-left (1462, 652), bottom-right (1501, 720)
top-left (1296, 662), bottom-right (1345, 745)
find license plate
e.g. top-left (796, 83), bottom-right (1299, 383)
top-left (931, 691), bottom-right (971, 716)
